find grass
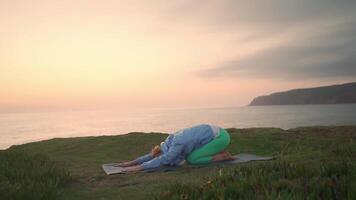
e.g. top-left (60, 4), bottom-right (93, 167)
top-left (156, 160), bottom-right (356, 200)
top-left (0, 150), bottom-right (72, 200)
top-left (3, 126), bottom-right (356, 199)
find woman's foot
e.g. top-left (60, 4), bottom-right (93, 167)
top-left (222, 150), bottom-right (235, 161)
top-left (212, 150), bottom-right (235, 162)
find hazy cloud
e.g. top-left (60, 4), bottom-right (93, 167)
top-left (160, 0), bottom-right (355, 29)
top-left (194, 0), bottom-right (356, 80)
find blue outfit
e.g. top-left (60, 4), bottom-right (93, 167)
top-left (134, 124), bottom-right (220, 170)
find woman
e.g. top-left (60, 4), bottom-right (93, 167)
top-left (117, 124), bottom-right (234, 173)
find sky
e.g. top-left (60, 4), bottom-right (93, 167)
top-left (1, 0), bottom-right (356, 112)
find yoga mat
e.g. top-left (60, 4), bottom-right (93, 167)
top-left (102, 153), bottom-right (273, 175)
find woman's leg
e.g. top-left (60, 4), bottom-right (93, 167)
top-left (186, 129), bottom-right (231, 165)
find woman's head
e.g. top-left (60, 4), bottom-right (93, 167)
top-left (151, 145), bottom-right (161, 157)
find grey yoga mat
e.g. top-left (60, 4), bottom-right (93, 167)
top-left (102, 153), bottom-right (273, 175)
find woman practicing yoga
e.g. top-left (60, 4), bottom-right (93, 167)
top-left (117, 124), bottom-right (235, 173)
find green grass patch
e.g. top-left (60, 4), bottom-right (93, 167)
top-left (4, 126), bottom-right (356, 199)
top-left (155, 160), bottom-right (356, 200)
top-left (0, 150), bottom-right (72, 200)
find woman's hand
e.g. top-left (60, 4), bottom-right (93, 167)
top-left (115, 160), bottom-right (136, 167)
top-left (123, 165), bottom-right (144, 173)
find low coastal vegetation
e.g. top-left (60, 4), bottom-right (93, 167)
top-left (0, 150), bottom-right (71, 200)
top-left (1, 126), bottom-right (355, 199)
top-left (157, 159), bottom-right (355, 199)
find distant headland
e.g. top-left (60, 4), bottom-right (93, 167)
top-left (249, 82), bottom-right (356, 106)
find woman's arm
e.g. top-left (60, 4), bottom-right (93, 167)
top-left (115, 160), bottom-right (138, 167)
top-left (122, 165), bottom-right (144, 173)
top-left (116, 153), bottom-right (153, 167)
top-left (140, 143), bottom-right (184, 170)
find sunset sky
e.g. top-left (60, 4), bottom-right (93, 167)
top-left (1, 0), bottom-right (356, 112)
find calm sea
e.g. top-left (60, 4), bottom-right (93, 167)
top-left (1, 104), bottom-right (356, 149)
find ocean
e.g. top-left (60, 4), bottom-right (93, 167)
top-left (1, 104), bottom-right (356, 149)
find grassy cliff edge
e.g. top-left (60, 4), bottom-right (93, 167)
top-left (1, 126), bottom-right (355, 199)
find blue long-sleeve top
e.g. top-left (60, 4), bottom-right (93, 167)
top-left (134, 124), bottom-right (221, 170)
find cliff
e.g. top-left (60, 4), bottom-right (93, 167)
top-left (249, 82), bottom-right (356, 105)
